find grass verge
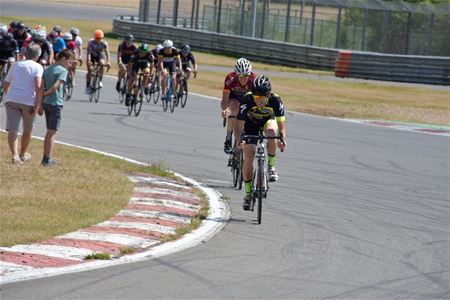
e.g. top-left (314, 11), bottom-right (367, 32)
top-left (0, 132), bottom-right (177, 247)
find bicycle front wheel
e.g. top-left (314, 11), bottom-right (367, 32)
top-left (134, 95), bottom-right (143, 116)
top-left (256, 159), bottom-right (264, 224)
top-left (180, 80), bottom-right (188, 108)
top-left (153, 77), bottom-right (160, 104)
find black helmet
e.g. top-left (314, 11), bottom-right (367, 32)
top-left (9, 21), bottom-right (19, 29)
top-left (125, 33), bottom-right (134, 42)
top-left (181, 44), bottom-right (190, 53)
top-left (16, 22), bottom-right (26, 31)
top-left (252, 75), bottom-right (272, 96)
top-left (49, 31), bottom-right (58, 39)
top-left (3, 33), bottom-right (13, 42)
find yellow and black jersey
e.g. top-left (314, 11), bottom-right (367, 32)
top-left (237, 92), bottom-right (285, 127)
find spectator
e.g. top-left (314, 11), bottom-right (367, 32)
top-left (2, 42), bottom-right (43, 164)
top-left (39, 49), bottom-right (75, 166)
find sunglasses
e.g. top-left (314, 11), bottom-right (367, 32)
top-left (254, 95), bottom-right (266, 100)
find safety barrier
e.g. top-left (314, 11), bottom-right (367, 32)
top-left (335, 50), bottom-right (450, 85)
top-left (113, 16), bottom-right (450, 85)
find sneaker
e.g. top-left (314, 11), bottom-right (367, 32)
top-left (242, 193), bottom-right (252, 211)
top-left (20, 152), bottom-right (31, 162)
top-left (115, 81), bottom-right (120, 93)
top-left (269, 166), bottom-right (279, 182)
top-left (42, 159), bottom-right (56, 167)
top-left (224, 136), bottom-right (233, 154)
top-left (12, 155), bottom-right (23, 164)
top-left (85, 86), bottom-right (91, 94)
top-left (98, 81), bottom-right (103, 88)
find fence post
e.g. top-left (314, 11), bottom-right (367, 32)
top-left (260, 0), bottom-right (268, 39)
top-left (190, 0), bottom-right (195, 28)
top-left (335, 6), bottom-right (342, 49)
top-left (284, 0), bottom-right (291, 42)
top-left (217, 0), bottom-right (222, 33)
top-left (381, 11), bottom-right (390, 52)
top-left (251, 0), bottom-right (257, 38)
top-left (240, 0), bottom-right (246, 35)
top-left (361, 8), bottom-right (368, 51)
top-left (310, 0), bottom-right (316, 45)
top-left (173, 0), bottom-right (179, 27)
top-left (156, 0), bottom-right (162, 24)
top-left (195, 0), bottom-right (200, 29)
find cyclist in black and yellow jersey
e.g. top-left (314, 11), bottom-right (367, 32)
top-left (238, 75), bottom-right (287, 210)
top-left (125, 43), bottom-right (154, 106)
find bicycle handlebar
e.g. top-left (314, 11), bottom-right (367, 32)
top-left (241, 134), bottom-right (285, 152)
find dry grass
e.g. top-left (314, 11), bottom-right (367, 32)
top-left (0, 133), bottom-right (173, 247)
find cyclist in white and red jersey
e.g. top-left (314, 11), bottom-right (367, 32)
top-left (85, 29), bottom-right (110, 94)
top-left (116, 33), bottom-right (136, 92)
top-left (221, 57), bottom-right (257, 154)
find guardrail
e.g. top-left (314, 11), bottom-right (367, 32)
top-left (113, 16), bottom-right (450, 85)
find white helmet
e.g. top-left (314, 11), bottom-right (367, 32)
top-left (33, 30), bottom-right (47, 42)
top-left (162, 39), bottom-right (173, 48)
top-left (63, 32), bottom-right (73, 41)
top-left (234, 57), bottom-right (252, 75)
top-left (0, 24), bottom-right (7, 35)
top-left (156, 43), bottom-right (163, 51)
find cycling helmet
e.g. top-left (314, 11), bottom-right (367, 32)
top-left (3, 33), bottom-right (13, 42)
top-left (49, 31), bottom-right (58, 39)
top-left (252, 75), bottom-right (272, 96)
top-left (124, 33), bottom-right (134, 42)
top-left (162, 39), bottom-right (173, 48)
top-left (70, 27), bottom-right (80, 36)
top-left (156, 44), bottom-right (163, 51)
top-left (234, 57), bottom-right (252, 75)
top-left (138, 43), bottom-right (149, 52)
top-left (181, 44), bottom-right (191, 53)
top-left (0, 24), bottom-right (7, 35)
top-left (63, 32), bottom-right (73, 41)
top-left (9, 21), bottom-right (18, 29)
top-left (53, 25), bottom-right (62, 33)
top-left (16, 22), bottom-right (26, 31)
top-left (94, 29), bottom-right (104, 39)
top-left (33, 30), bottom-right (47, 42)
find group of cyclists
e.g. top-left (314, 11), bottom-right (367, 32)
top-left (115, 34), bottom-right (198, 106)
top-left (0, 21), bottom-right (83, 95)
top-left (1, 21), bottom-right (287, 211)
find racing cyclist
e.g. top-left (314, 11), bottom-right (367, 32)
top-left (116, 33), bottom-right (136, 93)
top-left (237, 75), bottom-right (286, 210)
top-left (158, 39), bottom-right (182, 101)
top-left (32, 30), bottom-right (54, 66)
top-left (125, 43), bottom-right (154, 106)
top-left (179, 44), bottom-right (197, 81)
top-left (0, 33), bottom-right (19, 75)
top-left (85, 29), bottom-right (111, 94)
top-left (221, 57), bottom-right (256, 154)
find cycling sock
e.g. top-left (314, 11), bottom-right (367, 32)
top-left (244, 180), bottom-right (252, 194)
top-left (268, 154), bottom-right (276, 168)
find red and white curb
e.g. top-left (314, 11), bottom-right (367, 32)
top-left (338, 119), bottom-right (450, 137)
top-left (0, 173), bottom-right (229, 284)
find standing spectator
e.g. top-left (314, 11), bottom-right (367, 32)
top-left (39, 49), bottom-right (75, 166)
top-left (2, 43), bottom-right (43, 164)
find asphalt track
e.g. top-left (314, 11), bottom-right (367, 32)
top-left (1, 1), bottom-right (450, 299)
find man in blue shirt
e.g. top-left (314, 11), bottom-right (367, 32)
top-left (39, 49), bottom-right (75, 166)
top-left (48, 31), bottom-right (66, 57)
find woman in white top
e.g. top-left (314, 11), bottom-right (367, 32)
top-left (2, 42), bottom-right (43, 164)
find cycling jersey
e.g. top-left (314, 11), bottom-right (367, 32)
top-left (238, 92), bottom-right (285, 136)
top-left (37, 40), bottom-right (52, 62)
top-left (0, 39), bottom-right (19, 60)
top-left (180, 52), bottom-right (196, 70)
top-left (118, 41), bottom-right (137, 65)
top-left (130, 51), bottom-right (154, 73)
top-left (74, 36), bottom-right (83, 48)
top-left (14, 32), bottom-right (31, 49)
top-left (51, 37), bottom-right (66, 54)
top-left (157, 47), bottom-right (179, 63)
top-left (223, 71), bottom-right (257, 101)
top-left (87, 39), bottom-right (108, 60)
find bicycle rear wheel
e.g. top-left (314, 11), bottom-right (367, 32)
top-left (162, 97), bottom-right (168, 112)
top-left (119, 77), bottom-right (126, 103)
top-left (169, 96), bottom-right (175, 113)
top-left (180, 80), bottom-right (188, 108)
top-left (134, 93), bottom-right (143, 117)
top-left (237, 150), bottom-right (244, 190)
top-left (128, 97), bottom-right (134, 115)
top-left (152, 75), bottom-right (160, 104)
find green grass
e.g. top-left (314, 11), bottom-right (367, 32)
top-left (85, 252), bottom-right (111, 260)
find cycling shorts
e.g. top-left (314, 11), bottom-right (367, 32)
top-left (163, 61), bottom-right (176, 74)
top-left (243, 119), bottom-right (278, 145)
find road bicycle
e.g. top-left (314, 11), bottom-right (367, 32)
top-left (128, 71), bottom-right (145, 117)
top-left (63, 71), bottom-right (74, 101)
top-left (242, 132), bottom-right (284, 224)
top-left (161, 72), bottom-right (176, 113)
top-left (147, 72), bottom-right (160, 104)
top-left (0, 59), bottom-right (11, 103)
top-left (88, 63), bottom-right (109, 103)
top-left (228, 139), bottom-right (244, 190)
top-left (176, 71), bottom-right (189, 108)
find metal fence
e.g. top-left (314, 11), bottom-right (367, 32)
top-left (139, 0), bottom-right (450, 56)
